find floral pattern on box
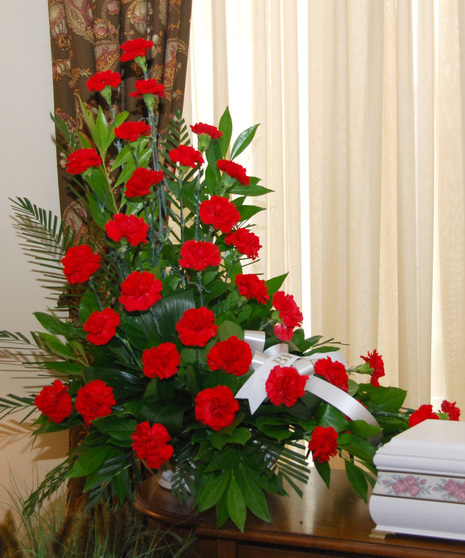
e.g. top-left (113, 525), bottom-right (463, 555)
top-left (374, 472), bottom-right (465, 503)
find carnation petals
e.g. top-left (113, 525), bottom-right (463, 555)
top-left (195, 385), bottom-right (239, 431)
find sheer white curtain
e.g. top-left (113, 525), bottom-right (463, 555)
top-left (185, 0), bottom-right (465, 412)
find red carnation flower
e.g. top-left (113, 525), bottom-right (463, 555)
top-left (199, 196), bottom-right (240, 233)
top-left (119, 271), bottom-right (162, 311)
top-left (175, 307), bottom-right (218, 347)
top-left (34, 380), bottom-right (73, 424)
top-left (142, 342), bottom-right (181, 379)
top-left (217, 159), bottom-right (250, 186)
top-left (179, 240), bottom-right (221, 271)
top-left (360, 349), bottom-right (385, 387)
top-left (115, 121), bottom-right (151, 142)
top-left (75, 380), bottom-right (115, 425)
top-left (84, 308), bottom-right (120, 346)
top-left (61, 244), bottom-right (101, 284)
top-left (207, 336), bottom-right (253, 376)
top-left (441, 400), bottom-right (461, 421)
top-left (125, 167), bottom-right (164, 198)
top-left (235, 273), bottom-right (269, 304)
top-left (409, 404), bottom-right (439, 427)
top-left (131, 421), bottom-right (174, 469)
top-left (120, 38), bottom-right (153, 62)
top-left (224, 228), bottom-right (261, 260)
top-left (308, 426), bottom-right (339, 463)
top-left (265, 365), bottom-right (308, 407)
top-left (169, 144), bottom-right (204, 168)
top-left (274, 323), bottom-right (295, 342)
top-left (105, 213), bottom-right (149, 246)
top-left (195, 385), bottom-right (239, 431)
top-left (272, 291), bottom-right (303, 328)
top-left (314, 357), bottom-right (349, 393)
top-left (65, 148), bottom-right (102, 175)
top-left (86, 70), bottom-right (121, 92)
top-left (129, 79), bottom-right (165, 98)
top-left (190, 122), bottom-right (222, 139)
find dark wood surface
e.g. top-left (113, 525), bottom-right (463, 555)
top-left (135, 469), bottom-right (465, 557)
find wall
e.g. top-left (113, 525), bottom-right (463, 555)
top-left (0, 2), bottom-right (68, 514)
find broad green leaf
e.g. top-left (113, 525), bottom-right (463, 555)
top-left (217, 320), bottom-right (244, 341)
top-left (67, 444), bottom-right (115, 479)
top-left (314, 459), bottom-right (331, 488)
top-left (150, 290), bottom-right (196, 342)
top-left (33, 312), bottom-right (83, 339)
top-left (314, 402), bottom-right (349, 431)
top-left (196, 472), bottom-right (230, 512)
top-left (79, 289), bottom-right (102, 323)
top-left (83, 366), bottom-right (145, 399)
top-left (237, 463), bottom-right (271, 522)
top-left (227, 473), bottom-right (247, 531)
top-left (363, 384), bottom-right (407, 413)
top-left (348, 420), bottom-right (382, 439)
top-left (36, 332), bottom-right (76, 360)
top-left (231, 124), bottom-right (259, 160)
top-left (265, 273), bottom-right (287, 297)
top-left (229, 183), bottom-right (272, 197)
top-left (345, 459), bottom-right (368, 502)
top-left (41, 361), bottom-right (84, 375)
top-left (218, 107), bottom-right (232, 157)
top-left (210, 427), bottom-right (251, 450)
top-left (86, 166), bottom-right (117, 213)
top-left (92, 414), bottom-right (137, 442)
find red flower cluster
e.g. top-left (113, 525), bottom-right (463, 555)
top-left (235, 273), bottom-right (269, 304)
top-left (105, 213), bottom-right (149, 246)
top-left (131, 421), bottom-right (174, 469)
top-left (86, 70), bottom-right (121, 92)
top-left (195, 385), bottom-right (239, 431)
top-left (120, 38), bottom-right (154, 62)
top-left (129, 79), bottom-right (165, 98)
top-left (169, 144), bottom-right (204, 168)
top-left (179, 240), bottom-right (221, 270)
top-left (62, 244), bottom-right (101, 284)
top-left (308, 426), bottom-right (339, 463)
top-left (142, 342), bottom-right (181, 379)
top-left (217, 159), bottom-right (250, 186)
top-left (273, 323), bottom-right (295, 342)
top-left (272, 291), bottom-right (303, 328)
top-left (207, 336), bottom-right (253, 376)
top-left (65, 148), bottom-right (102, 175)
top-left (314, 357), bottom-right (349, 393)
top-left (175, 307), bottom-right (217, 347)
top-left (84, 308), bottom-right (120, 346)
top-left (199, 196), bottom-right (240, 233)
top-left (441, 400), bottom-right (461, 421)
top-left (190, 122), bottom-right (222, 139)
top-left (408, 404), bottom-right (439, 427)
top-left (119, 271), bottom-right (162, 311)
top-left (125, 167), bottom-right (164, 198)
top-left (265, 365), bottom-right (308, 407)
top-left (360, 349), bottom-right (385, 387)
top-left (225, 228), bottom-right (261, 260)
top-left (115, 121), bottom-right (151, 142)
top-left (34, 380), bottom-right (73, 424)
top-left (75, 380), bottom-right (115, 425)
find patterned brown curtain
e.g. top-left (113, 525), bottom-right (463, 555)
top-left (48, 0), bottom-right (192, 214)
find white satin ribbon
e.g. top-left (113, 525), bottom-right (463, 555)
top-left (236, 330), bottom-right (381, 436)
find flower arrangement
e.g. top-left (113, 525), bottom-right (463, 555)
top-left (1, 38), bottom-right (461, 532)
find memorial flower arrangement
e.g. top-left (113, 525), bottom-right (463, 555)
top-left (1, 39), bottom-right (460, 531)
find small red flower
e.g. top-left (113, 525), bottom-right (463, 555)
top-left (169, 144), bottom-right (204, 168)
top-left (272, 291), bottom-right (303, 328)
top-left (314, 357), bottom-right (349, 393)
top-left (86, 70), bottom-right (121, 92)
top-left (115, 121), bottom-right (151, 142)
top-left (441, 400), bottom-right (461, 421)
top-left (105, 214), bottom-right (149, 246)
top-left (195, 385), bottom-right (239, 431)
top-left (265, 365), bottom-right (308, 407)
top-left (409, 404), bottom-right (439, 427)
top-left (217, 159), bottom-right (250, 186)
top-left (207, 336), bottom-right (253, 376)
top-left (84, 308), bottom-right (120, 346)
top-left (142, 342), bottom-right (181, 379)
top-left (34, 380), bottom-right (73, 424)
top-left (199, 196), bottom-right (240, 233)
top-left (274, 323), bottom-right (295, 342)
top-left (175, 307), bottom-right (217, 347)
top-left (129, 79), bottom-right (165, 98)
top-left (179, 240), bottom-right (221, 271)
top-left (62, 244), bottom-right (101, 284)
top-left (131, 421), bottom-right (174, 469)
top-left (75, 380), bottom-right (115, 425)
top-left (308, 426), bottom-right (339, 463)
top-left (234, 273), bottom-right (269, 304)
top-left (360, 349), bottom-right (385, 387)
top-left (125, 167), bottom-right (164, 198)
top-left (119, 271), bottom-right (162, 311)
top-left (224, 228), bottom-right (261, 260)
top-left (65, 148), bottom-right (102, 175)
top-left (190, 122), bottom-right (222, 139)
top-left (120, 38), bottom-right (153, 62)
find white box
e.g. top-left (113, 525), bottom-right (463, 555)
top-left (369, 419), bottom-right (465, 541)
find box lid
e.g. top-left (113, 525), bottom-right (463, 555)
top-left (374, 420), bottom-right (465, 476)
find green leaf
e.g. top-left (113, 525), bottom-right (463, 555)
top-left (345, 459), bottom-right (368, 502)
top-left (33, 312), bottom-right (83, 339)
top-left (210, 427), bottom-right (251, 450)
top-left (265, 273), bottom-right (287, 297)
top-left (314, 459), bottom-right (331, 488)
top-left (218, 107), bottom-right (232, 157)
top-left (348, 420), bottom-right (382, 439)
top-left (231, 124), bottom-right (259, 160)
top-left (67, 444), bottom-right (115, 479)
top-left (41, 361), bottom-right (84, 375)
top-left (36, 332), bottom-right (76, 360)
top-left (151, 290), bottom-right (196, 342)
top-left (217, 320), bottom-right (244, 341)
top-left (92, 414), bottom-right (137, 443)
top-left (361, 384), bottom-right (407, 413)
top-left (314, 403), bottom-right (349, 431)
top-left (227, 473), bottom-right (247, 531)
top-left (237, 463), bottom-right (271, 522)
top-left (196, 472), bottom-right (230, 512)
top-left (83, 366), bottom-right (145, 399)
top-left (86, 166), bottom-right (117, 213)
top-left (79, 289), bottom-right (102, 323)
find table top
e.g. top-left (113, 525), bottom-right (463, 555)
top-left (135, 468), bottom-right (465, 557)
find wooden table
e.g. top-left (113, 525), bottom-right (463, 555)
top-left (135, 469), bottom-right (465, 557)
